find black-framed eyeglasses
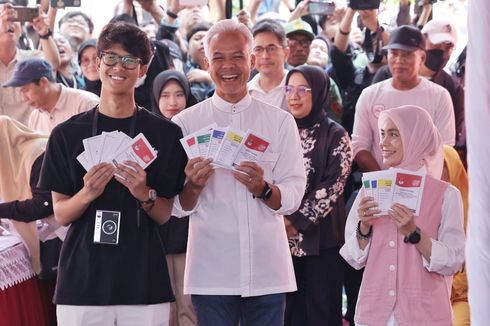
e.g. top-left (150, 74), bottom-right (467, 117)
top-left (283, 85), bottom-right (312, 97)
top-left (253, 45), bottom-right (283, 55)
top-left (100, 52), bottom-right (142, 70)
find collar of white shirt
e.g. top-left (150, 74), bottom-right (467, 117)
top-left (211, 92), bottom-right (252, 114)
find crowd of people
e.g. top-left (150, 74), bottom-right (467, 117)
top-left (0, 0), bottom-right (470, 325)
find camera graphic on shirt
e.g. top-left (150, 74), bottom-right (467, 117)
top-left (93, 210), bottom-right (121, 245)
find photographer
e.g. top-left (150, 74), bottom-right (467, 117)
top-left (0, 1), bottom-right (60, 125)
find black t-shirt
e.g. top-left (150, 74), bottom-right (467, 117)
top-left (38, 107), bottom-right (187, 305)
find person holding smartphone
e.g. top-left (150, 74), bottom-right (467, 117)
top-left (0, 2), bottom-right (60, 125)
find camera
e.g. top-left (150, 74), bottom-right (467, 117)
top-left (93, 210), bottom-right (120, 245)
top-left (348, 0), bottom-right (381, 10)
top-left (308, 1), bottom-right (335, 16)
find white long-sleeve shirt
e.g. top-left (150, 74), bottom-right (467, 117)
top-left (172, 93), bottom-right (306, 297)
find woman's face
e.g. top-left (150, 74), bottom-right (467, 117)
top-left (158, 80), bottom-right (187, 119)
top-left (379, 118), bottom-right (404, 167)
top-left (286, 72), bottom-right (312, 120)
top-left (80, 47), bottom-right (99, 82)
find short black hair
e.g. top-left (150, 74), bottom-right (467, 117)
top-left (58, 11), bottom-right (94, 34)
top-left (251, 19), bottom-right (287, 47)
top-left (97, 22), bottom-right (153, 65)
top-left (187, 21), bottom-right (212, 42)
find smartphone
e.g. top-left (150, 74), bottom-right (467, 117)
top-left (12, 6), bottom-right (38, 22)
top-left (50, 0), bottom-right (82, 8)
top-left (308, 1), bottom-right (335, 16)
top-left (348, 0), bottom-right (381, 10)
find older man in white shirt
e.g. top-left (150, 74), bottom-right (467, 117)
top-left (172, 19), bottom-right (306, 326)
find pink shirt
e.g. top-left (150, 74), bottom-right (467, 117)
top-left (340, 173), bottom-right (465, 326)
top-left (352, 78), bottom-right (455, 169)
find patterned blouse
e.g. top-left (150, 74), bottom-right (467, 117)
top-left (287, 118), bottom-right (352, 257)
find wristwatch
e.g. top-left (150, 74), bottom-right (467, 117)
top-left (258, 182), bottom-right (273, 201)
top-left (404, 227), bottom-right (421, 244)
top-left (142, 188), bottom-right (157, 205)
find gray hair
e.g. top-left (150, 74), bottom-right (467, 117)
top-left (203, 19), bottom-right (253, 59)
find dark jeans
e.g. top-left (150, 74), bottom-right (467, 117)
top-left (285, 247), bottom-right (344, 326)
top-left (191, 293), bottom-right (286, 326)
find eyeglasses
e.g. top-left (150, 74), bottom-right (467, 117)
top-left (283, 85), bottom-right (312, 97)
top-left (253, 45), bottom-right (283, 55)
top-left (64, 17), bottom-right (89, 27)
top-left (288, 39), bottom-right (311, 48)
top-left (100, 52), bottom-right (142, 70)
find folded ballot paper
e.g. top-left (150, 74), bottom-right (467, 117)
top-left (77, 131), bottom-right (158, 172)
top-left (362, 168), bottom-right (426, 216)
top-left (180, 123), bottom-right (271, 170)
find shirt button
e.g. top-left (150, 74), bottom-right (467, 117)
top-left (44, 201), bottom-right (49, 206)
top-left (389, 265), bottom-right (396, 272)
top-left (388, 290), bottom-right (395, 297)
top-left (389, 241), bottom-right (395, 247)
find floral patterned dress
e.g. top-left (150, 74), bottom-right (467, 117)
top-left (287, 119), bottom-right (352, 257)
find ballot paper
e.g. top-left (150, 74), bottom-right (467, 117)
top-left (77, 131), bottom-right (158, 172)
top-left (392, 170), bottom-right (425, 214)
top-left (214, 128), bottom-right (246, 168)
top-left (179, 124), bottom-right (271, 171)
top-left (232, 131), bottom-right (271, 166)
top-left (361, 168), bottom-right (426, 216)
top-left (112, 133), bottom-right (158, 170)
top-left (207, 127), bottom-right (227, 160)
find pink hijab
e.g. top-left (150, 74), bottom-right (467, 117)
top-left (378, 105), bottom-right (444, 178)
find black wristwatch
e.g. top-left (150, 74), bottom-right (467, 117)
top-left (39, 28), bottom-right (53, 40)
top-left (256, 182), bottom-right (273, 201)
top-left (404, 227), bottom-right (421, 244)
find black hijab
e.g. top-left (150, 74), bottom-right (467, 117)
top-left (285, 65), bottom-right (329, 129)
top-left (151, 70), bottom-right (196, 117)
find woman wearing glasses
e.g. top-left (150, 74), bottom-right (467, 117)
top-left (283, 65), bottom-right (352, 326)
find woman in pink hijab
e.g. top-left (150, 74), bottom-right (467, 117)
top-left (340, 105), bottom-right (466, 326)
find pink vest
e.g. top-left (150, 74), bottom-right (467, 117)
top-left (356, 176), bottom-right (453, 326)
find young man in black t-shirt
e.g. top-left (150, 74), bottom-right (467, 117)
top-left (39, 22), bottom-right (187, 325)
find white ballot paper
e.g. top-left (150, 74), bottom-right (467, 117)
top-left (180, 135), bottom-right (199, 159)
top-left (207, 127), bottom-right (227, 160)
top-left (232, 131), bottom-right (271, 166)
top-left (214, 127), bottom-right (246, 168)
top-left (362, 170), bottom-right (394, 214)
top-left (180, 124), bottom-right (217, 159)
top-left (112, 133), bottom-right (158, 170)
top-left (361, 168), bottom-right (426, 216)
top-left (77, 131), bottom-right (158, 172)
top-left (392, 169), bottom-right (425, 215)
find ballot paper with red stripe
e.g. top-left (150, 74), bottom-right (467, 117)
top-left (361, 168), bottom-right (426, 216)
top-left (179, 124), bottom-right (271, 170)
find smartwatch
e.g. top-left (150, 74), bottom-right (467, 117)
top-left (404, 227), bottom-right (421, 244)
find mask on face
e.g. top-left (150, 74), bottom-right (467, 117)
top-left (424, 49), bottom-right (445, 72)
